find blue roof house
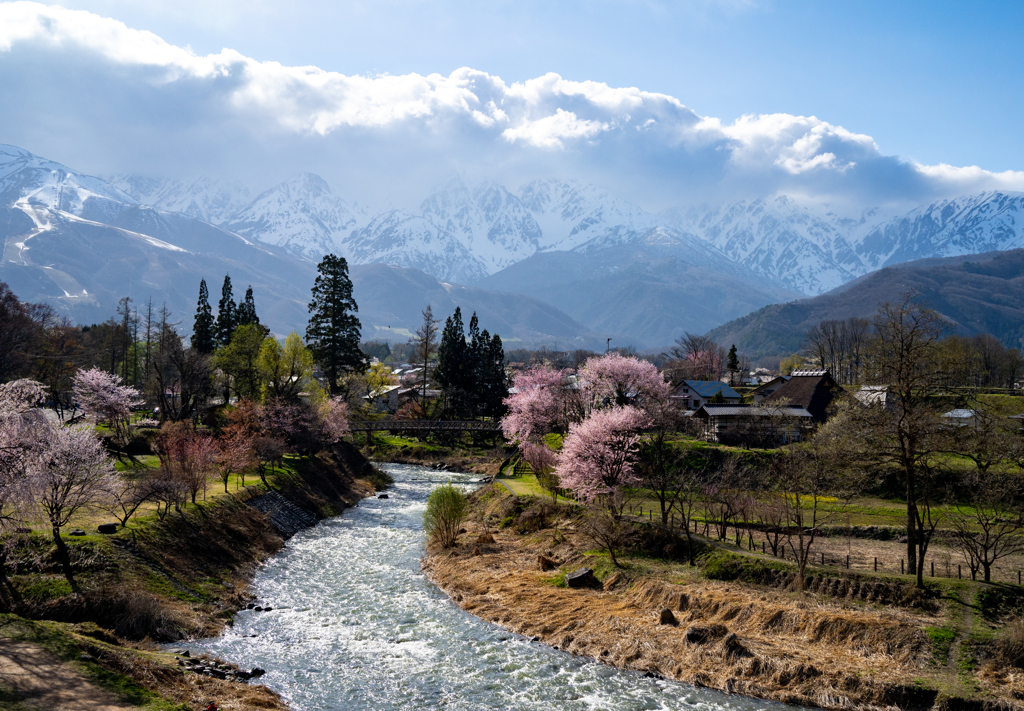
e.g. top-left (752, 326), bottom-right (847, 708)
top-left (670, 380), bottom-right (742, 410)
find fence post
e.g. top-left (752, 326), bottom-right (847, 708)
top-left (901, 559), bottom-right (904, 574)
top-left (846, 555), bottom-right (849, 569)
top-left (762, 541), bottom-right (765, 554)
top-left (958, 565), bottom-right (961, 580)
top-left (649, 509), bottom-right (652, 521)
top-left (821, 552), bottom-right (825, 565)
top-left (1019, 571), bottom-right (1021, 586)
top-left (874, 557), bottom-right (877, 572)
top-left (931, 561), bottom-right (934, 577)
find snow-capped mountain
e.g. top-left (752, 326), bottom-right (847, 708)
top-left (346, 210), bottom-right (486, 284)
top-left (340, 177), bottom-right (667, 281)
top-left (418, 179), bottom-right (541, 272)
top-left (520, 179), bottom-right (662, 252)
top-left (858, 191), bottom-right (1024, 270)
top-left (110, 174), bottom-right (251, 225)
top-left (225, 173), bottom-right (365, 260)
top-left (663, 197), bottom-right (877, 295)
top-left (0, 144), bottom-right (138, 223)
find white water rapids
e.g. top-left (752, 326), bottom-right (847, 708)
top-left (179, 462), bottom-right (801, 710)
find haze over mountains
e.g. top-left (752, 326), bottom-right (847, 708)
top-left (5, 141), bottom-right (1024, 350)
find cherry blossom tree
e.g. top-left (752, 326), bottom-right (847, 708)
top-left (320, 396), bottom-right (351, 442)
top-left (554, 406), bottom-right (651, 512)
top-left (31, 424), bottom-right (116, 592)
top-left (0, 380), bottom-right (46, 607)
top-left (577, 352), bottom-right (670, 415)
top-left (73, 367), bottom-right (144, 444)
top-left (501, 365), bottom-right (568, 444)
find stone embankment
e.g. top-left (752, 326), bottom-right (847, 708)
top-left (246, 492), bottom-right (320, 539)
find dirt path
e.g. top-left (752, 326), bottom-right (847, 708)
top-left (0, 638), bottom-right (136, 711)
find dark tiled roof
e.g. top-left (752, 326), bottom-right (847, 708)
top-left (762, 372), bottom-right (844, 422)
top-left (695, 404), bottom-right (813, 418)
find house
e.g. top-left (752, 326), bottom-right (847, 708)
top-left (693, 403), bottom-right (813, 445)
top-left (762, 370), bottom-right (843, 423)
top-left (670, 380), bottom-right (742, 410)
top-left (853, 385), bottom-right (900, 411)
top-left (751, 375), bottom-right (790, 403)
top-left (363, 384), bottom-right (402, 412)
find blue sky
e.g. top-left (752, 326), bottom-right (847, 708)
top-left (50, 0), bottom-right (1024, 171)
top-left (2, 0), bottom-right (1022, 207)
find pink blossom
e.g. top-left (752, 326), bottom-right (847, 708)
top-left (73, 368), bottom-right (144, 443)
top-left (501, 365), bottom-right (568, 444)
top-left (578, 353), bottom-right (670, 414)
top-left (521, 441), bottom-right (556, 474)
top-left (554, 405), bottom-right (651, 503)
top-left (321, 397), bottom-right (351, 442)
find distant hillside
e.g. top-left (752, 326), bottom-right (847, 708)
top-left (707, 250), bottom-right (1024, 358)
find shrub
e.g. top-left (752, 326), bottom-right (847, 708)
top-left (423, 483), bottom-right (468, 548)
top-left (995, 618), bottom-right (1024, 669)
top-left (367, 467), bottom-right (394, 492)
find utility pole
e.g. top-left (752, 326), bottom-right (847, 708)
top-left (606, 338), bottom-right (612, 353)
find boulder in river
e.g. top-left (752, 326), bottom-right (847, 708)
top-left (250, 667), bottom-right (266, 678)
top-left (565, 568), bottom-right (598, 589)
top-left (377, 494), bottom-right (389, 499)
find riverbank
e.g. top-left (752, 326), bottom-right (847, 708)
top-left (1, 442), bottom-right (384, 711)
top-left (356, 431), bottom-right (509, 476)
top-left (423, 485), bottom-right (1024, 711)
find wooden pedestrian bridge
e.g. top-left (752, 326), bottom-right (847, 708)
top-left (348, 419), bottom-right (502, 433)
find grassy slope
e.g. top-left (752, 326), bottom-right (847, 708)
top-left (2, 441), bottom-right (381, 710)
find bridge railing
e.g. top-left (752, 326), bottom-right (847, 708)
top-left (348, 419), bottom-right (502, 433)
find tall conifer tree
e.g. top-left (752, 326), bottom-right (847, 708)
top-left (435, 307), bottom-right (468, 417)
top-left (215, 275), bottom-right (236, 348)
top-left (306, 254), bottom-right (365, 394)
top-left (192, 279), bottom-right (215, 354)
top-left (237, 285), bottom-right (260, 327)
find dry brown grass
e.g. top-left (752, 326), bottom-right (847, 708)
top-left (424, 507), bottom-right (1024, 711)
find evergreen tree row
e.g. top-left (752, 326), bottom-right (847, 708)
top-left (434, 307), bottom-right (507, 419)
top-left (193, 275), bottom-right (262, 354)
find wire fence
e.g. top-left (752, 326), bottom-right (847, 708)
top-left (626, 503), bottom-right (1024, 586)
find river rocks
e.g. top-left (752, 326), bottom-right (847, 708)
top-left (377, 494), bottom-right (389, 499)
top-left (69, 529), bottom-right (86, 536)
top-left (565, 568), bottom-right (598, 589)
top-left (263, 606), bottom-right (273, 612)
top-left (659, 609), bottom-right (678, 626)
top-left (246, 603), bottom-right (256, 610)
top-left (253, 606), bottom-right (263, 611)
top-left (685, 624), bottom-right (728, 645)
top-left (250, 667), bottom-right (266, 678)
top-left (97, 522), bottom-right (118, 534)
top-left (537, 555), bottom-right (558, 571)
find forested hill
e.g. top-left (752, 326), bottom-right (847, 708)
top-left (707, 249), bottom-right (1024, 359)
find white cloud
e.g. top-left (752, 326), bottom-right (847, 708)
top-left (1, 1), bottom-right (1021, 206)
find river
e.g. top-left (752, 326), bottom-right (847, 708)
top-left (181, 462), bottom-right (798, 710)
